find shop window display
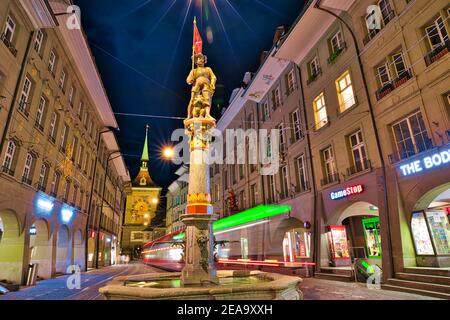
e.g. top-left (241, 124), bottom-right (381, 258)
top-left (327, 225), bottom-right (351, 266)
top-left (362, 217), bottom-right (382, 258)
top-left (411, 211), bottom-right (450, 256)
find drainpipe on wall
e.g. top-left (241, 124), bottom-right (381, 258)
top-left (297, 65), bottom-right (319, 274)
top-left (314, 1), bottom-right (394, 280)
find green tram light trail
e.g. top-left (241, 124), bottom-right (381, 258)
top-left (172, 205), bottom-right (291, 240)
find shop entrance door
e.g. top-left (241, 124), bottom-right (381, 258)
top-left (362, 217), bottom-right (382, 259)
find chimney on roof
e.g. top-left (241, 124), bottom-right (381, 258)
top-left (273, 25), bottom-right (286, 46)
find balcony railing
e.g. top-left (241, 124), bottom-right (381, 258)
top-left (425, 40), bottom-right (450, 66)
top-left (376, 69), bottom-right (412, 101)
top-left (363, 10), bottom-right (396, 45)
top-left (307, 68), bottom-right (322, 85)
top-left (321, 172), bottom-right (340, 186)
top-left (59, 146), bottom-right (66, 154)
top-left (1, 33), bottom-right (17, 57)
top-left (388, 139), bottom-right (434, 164)
top-left (1, 166), bottom-right (14, 176)
top-left (21, 176), bottom-right (32, 185)
top-left (347, 159), bottom-right (372, 176)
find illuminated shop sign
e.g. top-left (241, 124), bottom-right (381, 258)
top-left (399, 150), bottom-right (450, 176)
top-left (60, 204), bottom-right (75, 223)
top-left (34, 192), bottom-right (55, 217)
top-left (330, 184), bottom-right (364, 200)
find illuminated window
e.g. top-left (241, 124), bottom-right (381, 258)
top-left (336, 70), bottom-right (356, 112)
top-left (18, 77), bottom-right (32, 113)
top-left (2, 140), bottom-right (16, 172)
top-left (313, 92), bottom-right (328, 129)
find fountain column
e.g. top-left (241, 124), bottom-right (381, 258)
top-left (181, 117), bottom-right (219, 287)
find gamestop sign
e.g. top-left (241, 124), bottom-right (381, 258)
top-left (399, 149), bottom-right (450, 177)
top-left (330, 184), bottom-right (364, 200)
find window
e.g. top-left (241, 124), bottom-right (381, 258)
top-left (336, 70), bottom-right (356, 112)
top-left (295, 155), bottom-right (309, 193)
top-left (280, 166), bottom-right (289, 198)
top-left (377, 63), bottom-right (391, 87)
top-left (239, 164), bottom-right (244, 180)
top-left (322, 146), bottom-right (337, 183)
top-left (49, 112), bottom-right (58, 140)
top-left (2, 140), bottom-right (16, 172)
top-left (250, 184), bottom-right (257, 207)
top-left (378, 0), bottom-right (394, 25)
top-left (68, 86), bottom-right (75, 105)
top-left (267, 175), bottom-right (275, 203)
top-left (313, 93), bottom-right (328, 129)
top-left (330, 30), bottom-right (344, 53)
top-left (72, 185), bottom-right (78, 205)
top-left (278, 123), bottom-right (286, 152)
top-left (35, 96), bottom-right (46, 129)
top-left (60, 124), bottom-right (68, 150)
top-left (392, 52), bottom-right (407, 77)
top-left (309, 56), bottom-right (320, 77)
top-left (51, 171), bottom-right (60, 195)
top-left (262, 100), bottom-right (270, 120)
top-left (266, 136), bottom-right (272, 158)
top-left (22, 153), bottom-right (33, 183)
top-left (59, 69), bottom-right (66, 91)
top-left (290, 109), bottom-right (303, 142)
top-left (286, 69), bottom-right (296, 94)
top-left (349, 130), bottom-right (368, 173)
top-left (38, 164), bottom-right (48, 189)
top-left (77, 101), bottom-right (83, 119)
top-left (77, 145), bottom-right (84, 167)
top-left (62, 180), bottom-right (70, 200)
top-left (18, 77), bottom-right (32, 113)
top-left (392, 111), bottom-right (432, 160)
top-left (83, 109), bottom-right (88, 127)
top-left (34, 30), bottom-right (44, 54)
top-left (71, 136), bottom-right (78, 160)
top-left (425, 15), bottom-right (448, 50)
top-left (3, 15), bottom-right (16, 43)
top-left (272, 86), bottom-right (281, 108)
top-left (48, 50), bottom-right (56, 74)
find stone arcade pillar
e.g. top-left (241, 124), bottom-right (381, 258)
top-left (180, 117), bottom-right (219, 287)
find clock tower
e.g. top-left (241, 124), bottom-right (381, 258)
top-left (121, 126), bottom-right (162, 259)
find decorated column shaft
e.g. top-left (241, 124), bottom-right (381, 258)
top-left (181, 118), bottom-right (218, 287)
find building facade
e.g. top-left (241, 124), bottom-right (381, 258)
top-left (275, 0), bottom-right (450, 292)
top-left (166, 165), bottom-right (189, 234)
top-left (209, 0), bottom-right (449, 294)
top-left (121, 127), bottom-right (161, 259)
top-left (0, 0), bottom-right (129, 284)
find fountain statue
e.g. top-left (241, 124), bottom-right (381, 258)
top-left (98, 18), bottom-right (303, 299)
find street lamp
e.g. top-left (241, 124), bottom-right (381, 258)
top-left (94, 150), bottom-right (122, 269)
top-left (85, 126), bottom-right (118, 271)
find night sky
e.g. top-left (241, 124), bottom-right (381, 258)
top-left (74, 0), bottom-right (305, 190)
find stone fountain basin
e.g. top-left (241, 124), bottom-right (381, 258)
top-left (99, 270), bottom-right (303, 300)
